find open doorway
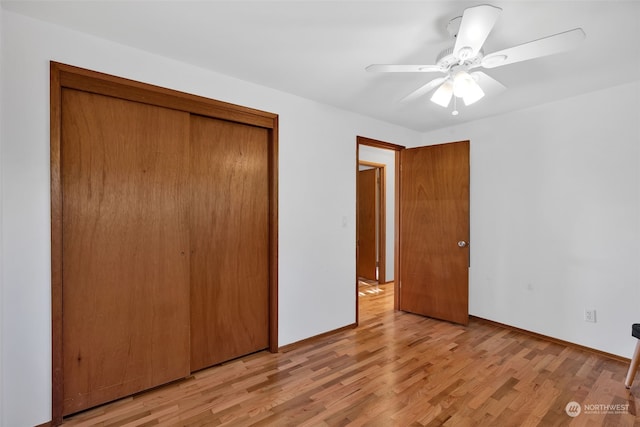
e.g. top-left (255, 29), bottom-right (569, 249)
top-left (356, 136), bottom-right (405, 322)
top-left (357, 161), bottom-right (385, 283)
top-left (357, 162), bottom-right (385, 300)
top-left (356, 136), bottom-right (470, 326)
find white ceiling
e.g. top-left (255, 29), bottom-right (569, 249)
top-left (3, 0), bottom-right (640, 132)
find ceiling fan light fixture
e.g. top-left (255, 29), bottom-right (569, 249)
top-left (452, 71), bottom-right (473, 97)
top-left (367, 4), bottom-right (586, 117)
top-left (450, 70), bottom-right (485, 105)
top-left (430, 80), bottom-right (454, 107)
top-left (462, 81), bottom-right (485, 105)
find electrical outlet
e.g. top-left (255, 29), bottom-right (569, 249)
top-left (584, 309), bottom-right (597, 323)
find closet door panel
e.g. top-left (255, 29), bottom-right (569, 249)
top-left (190, 115), bottom-right (269, 371)
top-left (61, 89), bottom-right (191, 415)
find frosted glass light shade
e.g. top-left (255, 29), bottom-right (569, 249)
top-left (453, 71), bottom-right (473, 97)
top-left (430, 80), bottom-right (454, 107)
top-left (462, 79), bottom-right (485, 105)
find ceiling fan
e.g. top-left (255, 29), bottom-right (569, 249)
top-left (366, 4), bottom-right (585, 115)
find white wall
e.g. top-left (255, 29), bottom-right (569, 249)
top-left (0, 11), bottom-right (422, 426)
top-left (420, 81), bottom-right (640, 359)
top-left (0, 6), bottom-right (4, 425)
top-left (358, 145), bottom-right (395, 281)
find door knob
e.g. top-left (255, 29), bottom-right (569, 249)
top-left (457, 240), bottom-right (468, 248)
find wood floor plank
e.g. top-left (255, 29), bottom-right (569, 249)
top-left (62, 283), bottom-right (639, 426)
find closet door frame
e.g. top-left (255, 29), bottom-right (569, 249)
top-left (50, 62), bottom-right (279, 425)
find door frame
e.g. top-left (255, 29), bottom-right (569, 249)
top-left (50, 62), bottom-right (279, 425)
top-left (356, 136), bottom-right (405, 321)
top-left (356, 136), bottom-right (470, 322)
top-left (357, 161), bottom-right (386, 283)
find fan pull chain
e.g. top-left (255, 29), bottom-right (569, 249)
top-left (452, 96), bottom-right (459, 116)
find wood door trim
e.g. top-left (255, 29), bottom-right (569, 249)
top-left (358, 160), bottom-right (386, 168)
top-left (269, 120), bottom-right (279, 355)
top-left (54, 63), bottom-right (276, 129)
top-left (357, 136), bottom-right (405, 151)
top-left (278, 323), bottom-right (357, 352)
top-left (356, 136), bottom-right (405, 320)
top-left (50, 62), bottom-right (279, 425)
top-left (471, 316), bottom-right (630, 364)
top-left (50, 62), bottom-right (64, 427)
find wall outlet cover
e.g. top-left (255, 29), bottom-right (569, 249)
top-left (584, 309), bottom-right (597, 323)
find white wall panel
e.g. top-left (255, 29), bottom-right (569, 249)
top-left (420, 81), bottom-right (640, 359)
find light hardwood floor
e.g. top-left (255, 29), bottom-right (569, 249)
top-left (63, 283), bottom-right (638, 426)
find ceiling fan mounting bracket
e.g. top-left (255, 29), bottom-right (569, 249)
top-left (447, 15), bottom-right (462, 38)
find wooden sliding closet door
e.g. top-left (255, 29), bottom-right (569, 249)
top-left (190, 116), bottom-right (270, 371)
top-left (61, 89), bottom-right (191, 415)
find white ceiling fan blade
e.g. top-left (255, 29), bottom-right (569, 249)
top-left (454, 4), bottom-right (502, 59)
top-left (401, 77), bottom-right (448, 102)
top-left (366, 64), bottom-right (444, 73)
top-left (470, 71), bottom-right (506, 96)
top-left (481, 28), bottom-right (586, 69)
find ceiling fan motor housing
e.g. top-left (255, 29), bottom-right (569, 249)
top-left (436, 46), bottom-right (484, 71)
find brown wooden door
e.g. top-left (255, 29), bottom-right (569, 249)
top-left (357, 168), bottom-right (378, 280)
top-left (61, 89), bottom-right (191, 415)
top-left (399, 141), bottom-right (469, 325)
top-left (189, 115), bottom-right (270, 371)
